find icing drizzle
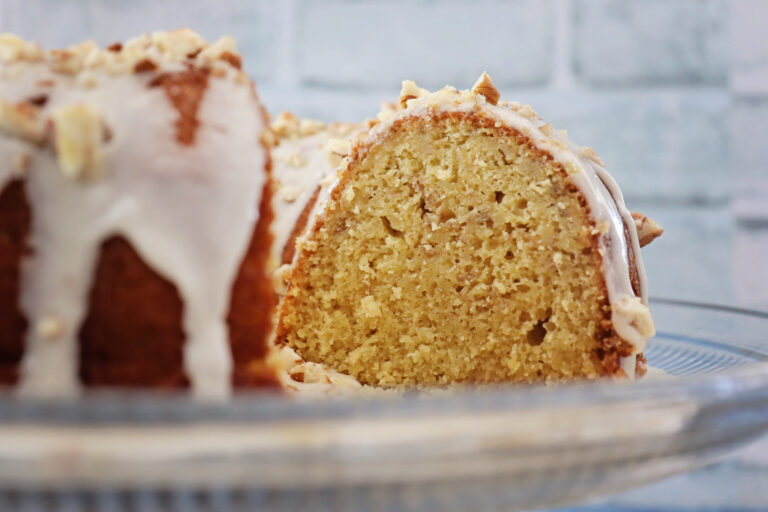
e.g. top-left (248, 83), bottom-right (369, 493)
top-left (0, 32), bottom-right (268, 399)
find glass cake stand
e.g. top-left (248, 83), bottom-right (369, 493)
top-left (0, 298), bottom-right (766, 512)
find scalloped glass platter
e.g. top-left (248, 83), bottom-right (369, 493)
top-left (0, 298), bottom-right (766, 512)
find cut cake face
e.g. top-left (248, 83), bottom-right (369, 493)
top-left (276, 74), bottom-right (656, 388)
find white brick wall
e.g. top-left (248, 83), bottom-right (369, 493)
top-left (573, 0), bottom-right (728, 86)
top-left (1, 0), bottom-right (767, 308)
top-left (296, 0), bottom-right (554, 89)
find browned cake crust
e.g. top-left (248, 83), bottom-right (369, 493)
top-left (0, 180), bottom-right (30, 385)
top-left (228, 164), bottom-right (281, 389)
top-left (79, 236), bottom-right (189, 388)
top-left (281, 184), bottom-right (321, 265)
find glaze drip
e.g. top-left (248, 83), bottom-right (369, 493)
top-left (0, 32), bottom-right (269, 399)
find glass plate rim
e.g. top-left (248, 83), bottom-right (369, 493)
top-left (0, 297), bottom-right (766, 425)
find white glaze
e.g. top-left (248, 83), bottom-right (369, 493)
top-left (0, 136), bottom-right (30, 192)
top-left (0, 35), bottom-right (268, 399)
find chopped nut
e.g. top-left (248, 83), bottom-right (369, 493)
top-left (399, 80), bottom-right (428, 108)
top-left (320, 171), bottom-right (337, 187)
top-left (234, 70), bottom-right (251, 85)
top-left (324, 137), bottom-right (350, 167)
top-left (507, 102), bottom-right (538, 120)
top-left (280, 185), bottom-right (303, 202)
top-left (50, 41), bottom-right (99, 75)
top-left (76, 71), bottom-right (99, 88)
top-left (580, 146), bottom-right (606, 167)
top-left (271, 111), bottom-right (301, 138)
top-left (0, 34), bottom-right (44, 63)
top-left (150, 28), bottom-right (206, 60)
top-left (539, 122), bottom-right (554, 137)
top-left (51, 103), bottom-right (108, 181)
top-left (196, 35), bottom-right (240, 68)
top-left (614, 295), bottom-right (655, 339)
top-left (284, 151), bottom-right (306, 168)
top-left (400, 94), bottom-right (417, 108)
top-left (0, 100), bottom-right (46, 143)
top-left (209, 65), bottom-right (227, 79)
top-left (259, 128), bottom-right (277, 148)
top-left (299, 118), bottom-right (325, 136)
top-left (471, 72), bottom-right (500, 105)
top-left (219, 51), bottom-right (242, 69)
top-left (37, 316), bottom-right (65, 340)
top-left (632, 212), bottom-right (663, 247)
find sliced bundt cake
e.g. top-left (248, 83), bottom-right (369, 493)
top-left (276, 74), bottom-right (661, 388)
top-left (0, 30), bottom-right (277, 398)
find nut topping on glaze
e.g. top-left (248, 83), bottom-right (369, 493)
top-left (51, 103), bottom-right (109, 181)
top-left (471, 72), bottom-right (500, 106)
top-left (271, 111), bottom-right (303, 138)
top-left (632, 212), bottom-right (664, 247)
top-left (50, 41), bottom-right (100, 75)
top-left (197, 36), bottom-right (240, 69)
top-left (0, 33), bottom-right (44, 63)
top-left (580, 146), bottom-right (606, 167)
top-left (36, 316), bottom-right (66, 340)
top-left (1, 29), bottom-right (245, 79)
top-left (149, 28), bottom-right (207, 60)
top-left (539, 122), bottom-right (554, 137)
top-left (399, 80), bottom-right (429, 109)
top-left (299, 119), bottom-right (325, 137)
top-left (0, 100), bottom-right (46, 143)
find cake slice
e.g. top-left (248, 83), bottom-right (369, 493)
top-left (276, 74), bottom-right (660, 387)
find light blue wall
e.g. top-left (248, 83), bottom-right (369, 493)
top-left (1, 0), bottom-right (767, 309)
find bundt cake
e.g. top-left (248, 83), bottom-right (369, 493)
top-left (275, 74), bottom-right (662, 388)
top-left (0, 29), bottom-right (661, 397)
top-left (0, 30), bottom-right (277, 398)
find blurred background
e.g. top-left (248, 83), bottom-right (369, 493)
top-left (3, 0), bottom-right (764, 312)
top-left (1, 0), bottom-right (767, 510)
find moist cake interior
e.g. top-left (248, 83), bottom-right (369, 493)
top-left (279, 112), bottom-right (613, 387)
